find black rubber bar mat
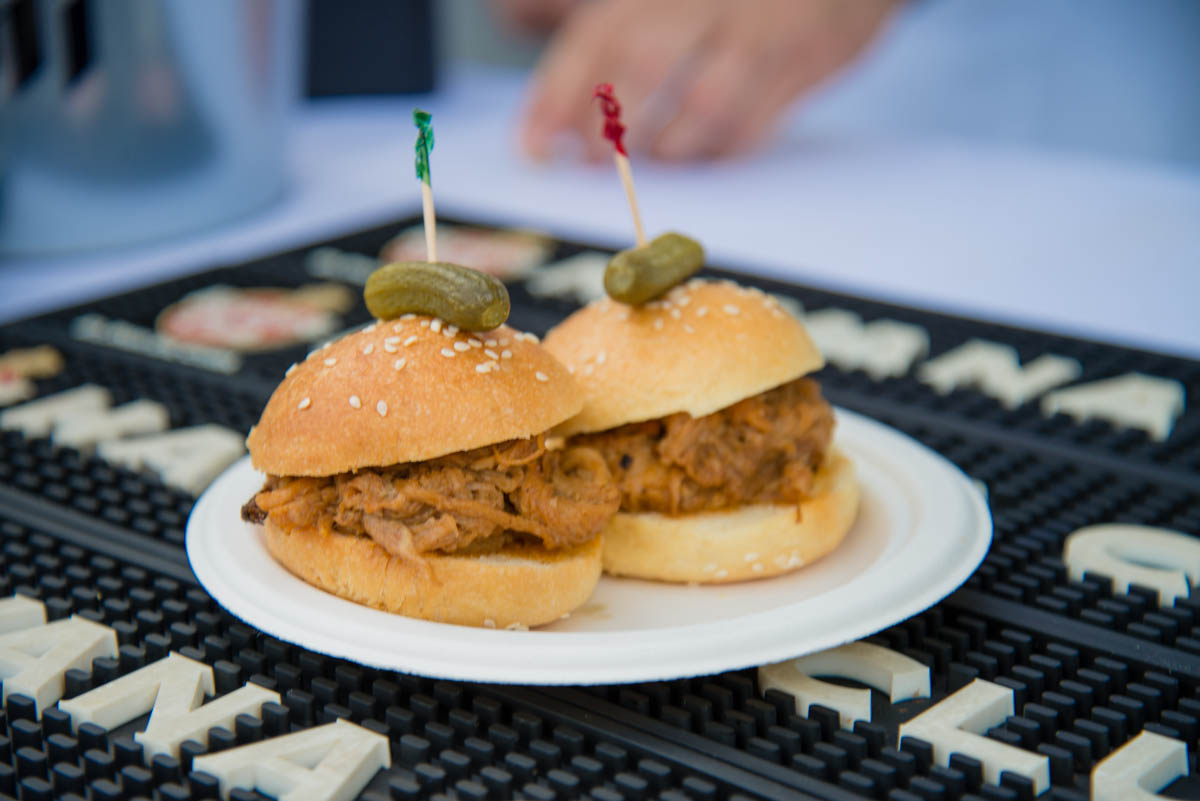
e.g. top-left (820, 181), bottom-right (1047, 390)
top-left (0, 214), bottom-right (1196, 801)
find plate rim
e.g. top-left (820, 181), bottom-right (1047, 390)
top-left (187, 408), bottom-right (991, 684)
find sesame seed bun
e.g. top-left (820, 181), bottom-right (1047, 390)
top-left (263, 520), bottom-right (602, 628)
top-left (246, 320), bottom-right (582, 476)
top-left (544, 278), bottom-right (855, 584)
top-left (543, 280), bottom-right (824, 437)
top-left (601, 449), bottom-right (858, 583)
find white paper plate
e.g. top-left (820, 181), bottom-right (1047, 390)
top-left (187, 409), bottom-right (990, 684)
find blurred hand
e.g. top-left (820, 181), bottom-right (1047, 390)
top-left (517, 0), bottom-right (900, 161)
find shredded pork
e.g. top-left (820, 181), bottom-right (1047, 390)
top-left (242, 436), bottom-right (620, 564)
top-left (571, 377), bottom-right (834, 515)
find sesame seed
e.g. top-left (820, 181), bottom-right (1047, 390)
top-left (724, 304), bottom-right (741, 315)
top-left (403, 336), bottom-right (418, 346)
top-left (393, 358), bottom-right (406, 370)
top-left (567, 365), bottom-right (575, 374)
top-left (468, 339), bottom-right (482, 348)
top-left (684, 324), bottom-right (695, 333)
top-left (453, 341), bottom-right (470, 352)
top-left (520, 332), bottom-right (539, 343)
top-left (483, 618), bottom-right (496, 628)
top-left (364, 323), bottom-right (377, 333)
top-left (653, 318), bottom-right (664, 330)
top-left (498, 338), bottom-right (510, 346)
top-left (703, 563), bottom-right (718, 573)
top-left (485, 339), bottom-right (498, 347)
top-left (752, 563), bottom-right (765, 573)
top-left (376, 400), bottom-right (387, 416)
top-left (771, 309), bottom-right (785, 318)
top-left (583, 364), bottom-right (594, 375)
top-left (285, 363), bottom-right (297, 376)
top-left (744, 552), bottom-right (759, 561)
top-left (535, 372), bottom-right (549, 382)
top-left (475, 363), bottom-right (492, 374)
top-left (362, 343), bottom-right (374, 355)
top-left (392, 322), bottom-right (405, 332)
top-left (349, 395), bottom-right (362, 409)
top-left (596, 351), bottom-right (607, 365)
top-left (501, 350), bottom-right (512, 359)
top-left (324, 357), bottom-right (337, 366)
top-left (715, 569), bottom-right (728, 579)
top-left (420, 319), bottom-right (430, 328)
top-left (445, 325), bottom-right (458, 336)
top-left (677, 296), bottom-right (691, 306)
top-left (400, 313), bottom-right (416, 320)
top-left (430, 319), bottom-right (442, 333)
top-left (298, 397), bottom-right (311, 410)
top-left (485, 349), bottom-right (499, 360)
top-left (440, 348), bottom-right (455, 358)
top-left (383, 342), bottom-right (398, 353)
top-left (696, 307), bottom-right (709, 317)
top-left (384, 336), bottom-right (401, 346)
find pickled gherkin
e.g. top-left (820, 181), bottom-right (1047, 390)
top-left (604, 233), bottom-right (704, 305)
top-left (364, 261), bottom-right (510, 330)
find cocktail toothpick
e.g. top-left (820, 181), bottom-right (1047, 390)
top-left (413, 109), bottom-right (438, 262)
top-left (593, 84), bottom-right (647, 248)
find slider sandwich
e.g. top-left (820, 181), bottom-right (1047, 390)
top-left (545, 276), bottom-right (858, 584)
top-left (240, 263), bottom-right (620, 628)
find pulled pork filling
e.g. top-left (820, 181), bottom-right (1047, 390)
top-left (241, 435), bottom-right (619, 563)
top-left (571, 377), bottom-right (834, 516)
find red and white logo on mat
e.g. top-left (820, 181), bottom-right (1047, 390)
top-left (380, 225), bottom-right (550, 280)
top-left (157, 284), bottom-right (354, 352)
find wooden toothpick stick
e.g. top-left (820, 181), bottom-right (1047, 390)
top-left (413, 109), bottom-right (438, 262)
top-left (594, 84), bottom-right (647, 247)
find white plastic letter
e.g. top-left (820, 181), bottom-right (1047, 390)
top-left (1091, 731), bottom-right (1188, 801)
top-left (525, 252), bottom-right (610, 305)
top-left (60, 652), bottom-right (211, 732)
top-left (0, 596), bottom-right (47, 634)
top-left (0, 616), bottom-right (117, 715)
top-left (192, 719), bottom-right (391, 801)
top-left (97, 424), bottom-right (244, 495)
top-left (1041, 373), bottom-right (1185, 441)
top-left (1064, 524), bottom-right (1200, 605)
top-left (803, 309), bottom-right (930, 380)
top-left (52, 399), bottom-right (170, 449)
top-left (898, 679), bottom-right (1049, 793)
top-left (918, 339), bottom-right (1081, 408)
top-left (759, 641), bottom-right (930, 727)
top-left (58, 652), bottom-right (280, 759)
top-left (0, 385), bottom-right (111, 437)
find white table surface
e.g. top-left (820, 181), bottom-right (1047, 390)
top-left (3, 65), bottom-right (1199, 358)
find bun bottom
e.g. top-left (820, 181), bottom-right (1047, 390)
top-left (264, 521), bottom-right (602, 628)
top-left (601, 449), bottom-right (858, 583)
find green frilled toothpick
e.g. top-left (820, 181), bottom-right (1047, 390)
top-left (414, 109), bottom-right (437, 262)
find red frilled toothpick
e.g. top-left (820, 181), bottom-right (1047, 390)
top-left (594, 83), bottom-right (647, 247)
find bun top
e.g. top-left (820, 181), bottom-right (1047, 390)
top-left (247, 318), bottom-right (583, 476)
top-left (543, 279), bottom-right (823, 436)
